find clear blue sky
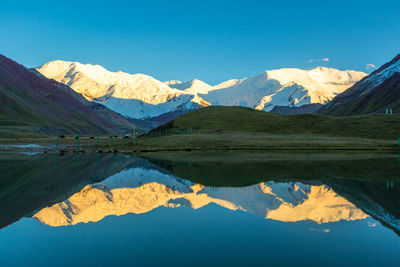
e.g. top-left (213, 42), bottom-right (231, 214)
top-left (1, 0), bottom-right (399, 84)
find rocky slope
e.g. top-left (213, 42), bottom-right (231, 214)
top-left (0, 54), bottom-right (133, 136)
top-left (318, 54), bottom-right (400, 116)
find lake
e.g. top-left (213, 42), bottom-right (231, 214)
top-left (0, 152), bottom-right (399, 266)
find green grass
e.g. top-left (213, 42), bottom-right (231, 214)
top-left (2, 106), bottom-right (400, 152)
top-left (172, 106), bottom-right (400, 140)
top-left (118, 106), bottom-right (400, 151)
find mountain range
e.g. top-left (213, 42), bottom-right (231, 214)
top-left (36, 60), bottom-right (366, 126)
top-left (1, 52), bottom-right (399, 136)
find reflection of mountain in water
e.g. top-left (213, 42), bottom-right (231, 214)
top-left (34, 165), bottom-right (367, 226)
top-left (146, 153), bottom-right (400, 236)
top-left (2, 153), bottom-right (399, 236)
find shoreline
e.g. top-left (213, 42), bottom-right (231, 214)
top-left (1, 131), bottom-right (399, 154)
top-left (1, 146), bottom-right (399, 155)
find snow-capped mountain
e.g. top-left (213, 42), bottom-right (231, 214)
top-left (37, 61), bottom-right (204, 120)
top-left (38, 60), bottom-right (182, 102)
top-left (36, 61), bottom-right (366, 123)
top-left (33, 166), bottom-right (367, 226)
top-left (200, 67), bottom-right (366, 111)
top-left (318, 54), bottom-right (400, 116)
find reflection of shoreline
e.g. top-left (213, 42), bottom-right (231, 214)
top-left (142, 151), bottom-right (400, 162)
top-left (143, 152), bottom-right (400, 187)
top-left (0, 154), bottom-right (132, 229)
top-left (326, 179), bottom-right (400, 236)
top-left (33, 166), bottom-right (367, 227)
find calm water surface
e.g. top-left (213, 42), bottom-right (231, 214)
top-left (0, 153), bottom-right (399, 266)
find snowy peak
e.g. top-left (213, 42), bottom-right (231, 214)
top-left (265, 67), bottom-right (366, 102)
top-left (214, 78), bottom-right (242, 89)
top-left (38, 60), bottom-right (185, 104)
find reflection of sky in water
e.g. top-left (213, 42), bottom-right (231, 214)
top-left (1, 205), bottom-right (399, 266)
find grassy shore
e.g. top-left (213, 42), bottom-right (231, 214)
top-left (171, 106), bottom-right (400, 140)
top-left (121, 132), bottom-right (398, 151)
top-left (0, 131), bottom-right (398, 153)
top-left (1, 106), bottom-right (400, 152)
top-left (110, 106), bottom-right (400, 151)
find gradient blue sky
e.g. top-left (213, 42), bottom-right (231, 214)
top-left (1, 0), bottom-right (399, 84)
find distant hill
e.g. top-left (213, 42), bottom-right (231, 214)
top-left (0, 54), bottom-right (133, 137)
top-left (318, 54), bottom-right (400, 116)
